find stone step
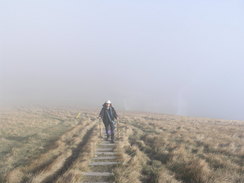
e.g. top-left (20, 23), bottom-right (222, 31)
top-left (96, 148), bottom-right (114, 151)
top-left (90, 162), bottom-right (120, 166)
top-left (99, 143), bottom-right (116, 146)
top-left (99, 144), bottom-right (117, 146)
top-left (95, 152), bottom-right (118, 155)
top-left (99, 141), bottom-right (117, 144)
top-left (99, 140), bottom-right (115, 143)
top-left (82, 182), bottom-right (112, 183)
top-left (82, 172), bottom-right (113, 176)
top-left (93, 156), bottom-right (117, 160)
top-left (82, 182), bottom-right (111, 183)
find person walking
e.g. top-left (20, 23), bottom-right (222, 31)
top-left (99, 100), bottom-right (118, 143)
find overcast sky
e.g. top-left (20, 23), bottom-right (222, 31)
top-left (1, 0), bottom-right (244, 120)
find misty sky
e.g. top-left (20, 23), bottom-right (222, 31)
top-left (1, 0), bottom-right (244, 120)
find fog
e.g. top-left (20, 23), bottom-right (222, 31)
top-left (1, 1), bottom-right (244, 120)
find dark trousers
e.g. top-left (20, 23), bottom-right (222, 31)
top-left (103, 121), bottom-right (115, 140)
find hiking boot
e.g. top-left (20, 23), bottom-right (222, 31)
top-left (106, 136), bottom-right (110, 141)
top-left (110, 139), bottom-right (114, 143)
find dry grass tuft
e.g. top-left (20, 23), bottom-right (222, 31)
top-left (113, 145), bottom-right (148, 183)
top-left (168, 157), bottom-right (210, 183)
top-left (113, 125), bottom-right (147, 183)
top-left (57, 125), bottom-right (100, 183)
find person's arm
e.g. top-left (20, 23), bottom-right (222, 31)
top-left (99, 108), bottom-right (104, 118)
top-left (112, 107), bottom-right (118, 119)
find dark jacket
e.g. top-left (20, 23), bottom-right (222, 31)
top-left (99, 104), bottom-right (118, 123)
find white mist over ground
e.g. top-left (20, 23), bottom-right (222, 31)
top-left (1, 1), bottom-right (244, 120)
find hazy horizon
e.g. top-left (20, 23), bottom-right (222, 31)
top-left (1, 1), bottom-right (244, 120)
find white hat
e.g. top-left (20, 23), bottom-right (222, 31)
top-left (105, 100), bottom-right (112, 104)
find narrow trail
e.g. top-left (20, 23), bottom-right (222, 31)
top-left (80, 123), bottom-right (126, 183)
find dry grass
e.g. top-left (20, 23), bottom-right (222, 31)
top-left (1, 108), bottom-right (243, 183)
top-left (56, 125), bottom-right (100, 183)
top-left (0, 107), bottom-right (98, 183)
top-left (113, 125), bottom-right (148, 183)
top-left (121, 112), bottom-right (244, 183)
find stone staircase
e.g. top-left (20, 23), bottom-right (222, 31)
top-left (81, 133), bottom-right (121, 183)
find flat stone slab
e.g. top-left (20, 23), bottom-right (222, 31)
top-left (82, 172), bottom-right (113, 176)
top-left (100, 141), bottom-right (112, 143)
top-left (82, 182), bottom-right (112, 183)
top-left (99, 141), bottom-right (117, 145)
top-left (90, 162), bottom-right (120, 166)
top-left (95, 152), bottom-right (118, 155)
top-left (82, 182), bottom-right (111, 183)
top-left (93, 156), bottom-right (118, 160)
top-left (99, 144), bottom-right (116, 147)
top-left (96, 148), bottom-right (114, 151)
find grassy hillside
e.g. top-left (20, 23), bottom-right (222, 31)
top-left (0, 108), bottom-right (243, 183)
top-left (117, 112), bottom-right (244, 183)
